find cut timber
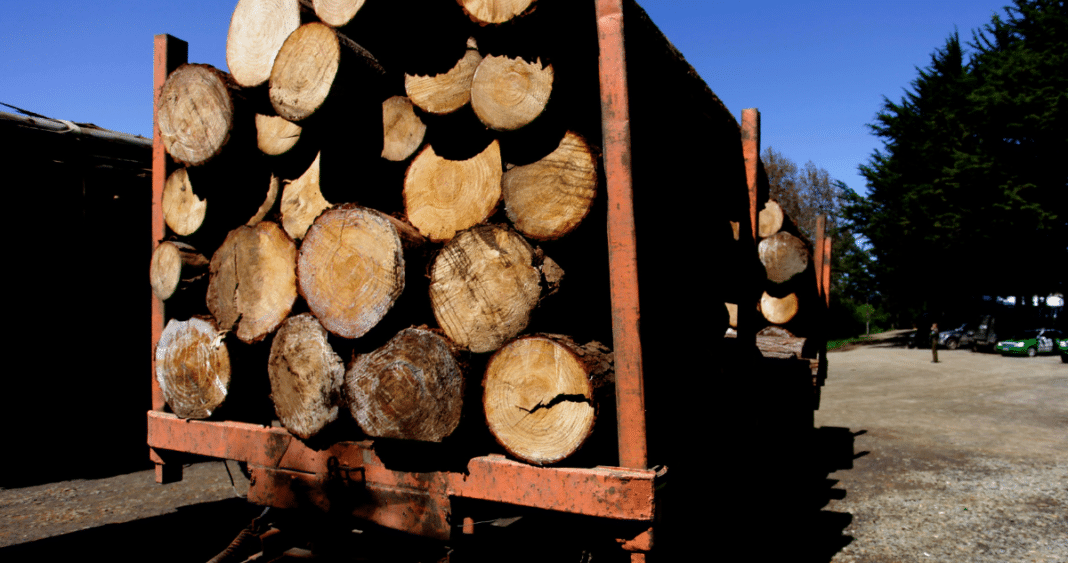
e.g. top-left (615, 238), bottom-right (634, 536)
top-left (404, 44), bottom-right (482, 115)
top-left (206, 222), bottom-right (298, 343)
top-left (155, 317), bottom-right (231, 419)
top-left (256, 113), bottom-right (303, 156)
top-left (226, 0), bottom-right (303, 88)
top-left (429, 225), bottom-right (541, 353)
top-left (248, 174), bottom-right (281, 226)
top-left (458, 0), bottom-right (535, 25)
top-left (757, 199), bottom-right (784, 238)
top-left (346, 327), bottom-right (464, 442)
top-left (157, 64), bottom-right (243, 167)
top-left (297, 205), bottom-right (405, 339)
top-left (502, 131), bottom-right (596, 240)
top-left (313, 0), bottom-right (366, 27)
top-left (162, 168), bottom-right (207, 236)
top-left (471, 55), bottom-right (553, 131)
top-left (760, 291), bottom-right (799, 325)
top-left (267, 313), bottom-right (345, 439)
top-left (150, 241), bottom-right (209, 301)
top-left (381, 96), bottom-right (426, 161)
top-left (759, 231), bottom-right (809, 284)
top-left (725, 302), bottom-right (738, 329)
top-left (483, 335), bottom-right (605, 465)
top-left (403, 140), bottom-right (502, 242)
top-left (269, 22), bottom-right (384, 123)
top-left (280, 152), bottom-right (331, 239)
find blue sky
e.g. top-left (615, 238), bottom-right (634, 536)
top-left (1, 0), bottom-right (1012, 196)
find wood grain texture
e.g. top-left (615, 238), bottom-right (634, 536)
top-left (150, 241), bottom-right (209, 301)
top-left (162, 168), bottom-right (207, 236)
top-left (471, 55), bottom-right (553, 131)
top-left (404, 46), bottom-right (481, 115)
top-left (280, 152), bottom-right (331, 239)
top-left (760, 291), bottom-right (799, 325)
top-left (157, 64), bottom-right (239, 166)
top-left (758, 231), bottom-right (809, 284)
top-left (267, 313), bottom-right (345, 439)
top-left (757, 199), bottom-right (784, 238)
top-left (502, 131), bottom-right (596, 240)
top-left (226, 0), bottom-right (303, 88)
top-left (381, 96), bottom-right (426, 161)
top-left (155, 317), bottom-right (231, 419)
top-left (313, 0), bottom-right (366, 27)
top-left (256, 113), bottom-right (303, 156)
top-left (404, 140), bottom-right (502, 241)
top-left (457, 0), bottom-right (535, 24)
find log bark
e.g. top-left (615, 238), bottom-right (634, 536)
top-left (346, 327), bottom-right (464, 442)
top-left (297, 205), bottom-right (405, 339)
top-left (429, 224), bottom-right (542, 353)
top-left (269, 22), bottom-right (385, 123)
top-left (470, 54), bottom-right (553, 131)
top-left (403, 140), bottom-right (502, 242)
top-left (483, 334), bottom-right (609, 465)
top-left (226, 0), bottom-right (304, 88)
top-left (502, 131), bottom-right (596, 240)
top-left (313, 0), bottom-right (366, 27)
top-left (280, 152), bottom-right (331, 239)
top-left (381, 96), bottom-right (426, 162)
top-left (758, 231), bottom-right (809, 284)
top-left (404, 40), bottom-right (482, 116)
top-left (157, 64), bottom-right (248, 167)
top-left (267, 313), bottom-right (345, 439)
top-left (150, 241), bottom-right (209, 301)
top-left (155, 317), bottom-right (231, 419)
top-left (206, 221), bottom-right (298, 343)
top-left (162, 168), bottom-right (207, 237)
top-left (457, 0), bottom-right (536, 25)
top-left (757, 199), bottom-right (784, 238)
top-left (760, 291), bottom-right (799, 325)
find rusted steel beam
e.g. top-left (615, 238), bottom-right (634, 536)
top-left (741, 108), bottom-right (761, 242)
top-left (823, 236), bottom-right (832, 308)
top-left (814, 215), bottom-right (826, 301)
top-left (595, 0), bottom-right (648, 472)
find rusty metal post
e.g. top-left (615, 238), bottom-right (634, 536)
top-left (741, 109), bottom-right (761, 242)
top-left (595, 0), bottom-right (647, 471)
top-left (822, 235), bottom-right (832, 308)
top-left (814, 215), bottom-right (826, 301)
top-left (151, 33), bottom-right (187, 485)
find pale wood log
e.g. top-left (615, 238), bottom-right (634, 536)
top-left (248, 174), bottom-right (281, 226)
top-left (730, 221), bottom-right (741, 241)
top-left (267, 313), bottom-right (345, 439)
top-left (502, 131), bottom-right (596, 240)
top-left (725, 302), bottom-right (738, 329)
top-left (226, 0), bottom-right (303, 88)
top-left (150, 241), bottom-right (209, 301)
top-left (429, 224), bottom-right (542, 353)
top-left (471, 55), bottom-right (553, 131)
top-left (269, 22), bottom-right (385, 123)
top-left (457, 0), bottom-right (536, 25)
top-left (256, 113), bottom-right (303, 156)
top-left (206, 222), bottom-right (298, 344)
top-left (403, 140), bottom-right (502, 242)
top-left (758, 231), bottom-right (809, 284)
top-left (757, 199), bottom-right (784, 238)
top-left (157, 64), bottom-right (247, 167)
top-left (404, 40), bottom-right (482, 115)
top-left (280, 152), bottom-right (331, 239)
top-left (381, 96), bottom-right (426, 161)
top-left (313, 0), bottom-right (366, 27)
top-left (346, 327), bottom-right (464, 442)
top-left (162, 168), bottom-right (207, 236)
top-left (297, 205), bottom-right (405, 339)
top-left (760, 291), bottom-right (799, 325)
top-left (155, 317), bottom-right (231, 419)
top-left (483, 334), bottom-right (609, 465)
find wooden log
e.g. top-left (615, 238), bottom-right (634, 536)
top-left (269, 22), bottom-right (385, 124)
top-left (760, 291), bottom-right (799, 325)
top-left (404, 39), bottom-right (482, 116)
top-left (457, 0), bottom-right (536, 25)
top-left (758, 231), bottom-right (809, 284)
top-left (483, 334), bottom-right (609, 465)
top-left (256, 113), bottom-right (303, 157)
top-left (150, 241), bottom-right (209, 301)
top-left (725, 302), bottom-right (738, 329)
top-left (226, 0), bottom-right (304, 89)
top-left (502, 131), bottom-right (596, 240)
top-left (267, 313), bottom-right (345, 439)
top-left (381, 96), bottom-right (426, 162)
top-left (403, 140), bottom-right (502, 242)
top-left (470, 54), bottom-right (553, 131)
top-left (346, 327), bottom-right (464, 442)
top-left (161, 168), bottom-right (207, 237)
top-left (280, 152), bottom-right (331, 239)
top-left (429, 224), bottom-right (542, 353)
top-left (248, 174), bottom-right (281, 226)
top-left (157, 64), bottom-right (248, 167)
top-left (206, 221), bottom-right (298, 344)
top-left (313, 0), bottom-right (366, 27)
top-left (297, 204), bottom-right (405, 339)
top-left (757, 199), bottom-right (784, 238)
top-left (155, 317), bottom-right (231, 419)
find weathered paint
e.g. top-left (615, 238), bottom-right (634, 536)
top-left (823, 236), bottom-right (832, 308)
top-left (741, 109), bottom-right (761, 242)
top-left (814, 215), bottom-right (826, 301)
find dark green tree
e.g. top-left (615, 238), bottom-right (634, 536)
top-left (854, 0), bottom-right (1066, 324)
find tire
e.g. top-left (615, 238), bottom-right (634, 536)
top-left (1027, 347), bottom-right (1037, 357)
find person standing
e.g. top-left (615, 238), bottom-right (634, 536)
top-left (931, 322), bottom-right (939, 363)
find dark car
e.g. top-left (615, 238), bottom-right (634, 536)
top-left (938, 324), bottom-right (976, 350)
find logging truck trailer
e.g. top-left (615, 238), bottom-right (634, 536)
top-left (147, 0), bottom-right (830, 560)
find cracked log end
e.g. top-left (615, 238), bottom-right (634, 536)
top-left (155, 317), bottom-right (231, 419)
top-left (483, 335), bottom-right (596, 465)
top-left (267, 313), bottom-right (345, 439)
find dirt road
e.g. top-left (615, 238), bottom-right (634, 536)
top-left (814, 334), bottom-right (1066, 562)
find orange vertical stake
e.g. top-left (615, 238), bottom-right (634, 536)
top-left (823, 236), bottom-right (832, 308)
top-left (741, 108), bottom-right (761, 242)
top-left (814, 215), bottom-right (826, 301)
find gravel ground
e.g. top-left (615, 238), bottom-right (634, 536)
top-left (815, 335), bottom-right (1067, 563)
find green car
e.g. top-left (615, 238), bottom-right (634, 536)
top-left (996, 329), bottom-right (1062, 357)
top-left (1059, 335), bottom-right (1068, 363)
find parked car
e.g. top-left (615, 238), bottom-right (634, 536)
top-left (938, 324), bottom-right (976, 350)
top-left (995, 329), bottom-right (1063, 357)
top-left (1058, 335), bottom-right (1067, 363)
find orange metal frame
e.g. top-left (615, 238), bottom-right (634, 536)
top-left (149, 0), bottom-right (658, 555)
